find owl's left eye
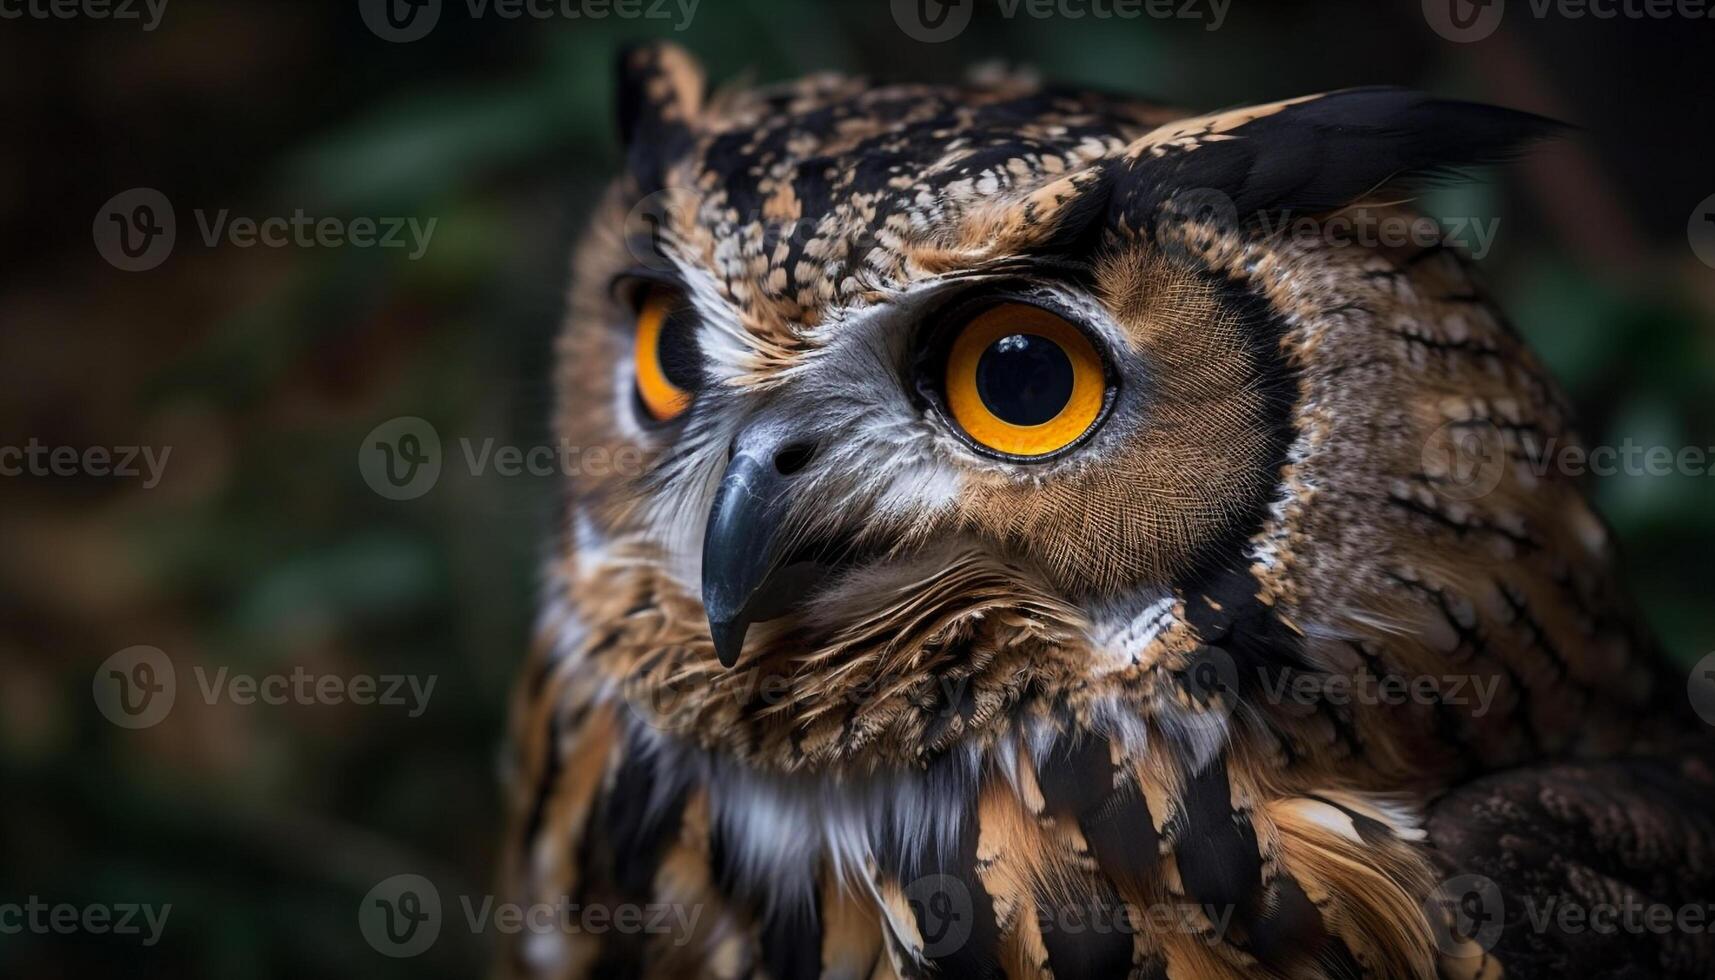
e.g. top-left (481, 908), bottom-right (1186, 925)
top-left (931, 301), bottom-right (1111, 460)
top-left (632, 285), bottom-right (701, 424)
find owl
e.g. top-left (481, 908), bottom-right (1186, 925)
top-left (497, 42), bottom-right (1715, 980)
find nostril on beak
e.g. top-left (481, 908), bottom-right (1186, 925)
top-left (772, 441), bottom-right (817, 476)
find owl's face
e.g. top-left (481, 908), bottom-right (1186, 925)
top-left (550, 44), bottom-right (1576, 772)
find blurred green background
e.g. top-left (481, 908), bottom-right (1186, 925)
top-left (2, 0), bottom-right (1711, 976)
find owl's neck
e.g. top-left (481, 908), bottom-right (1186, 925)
top-left (508, 665), bottom-right (1452, 978)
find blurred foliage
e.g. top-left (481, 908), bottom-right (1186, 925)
top-left (1, 1), bottom-right (1711, 976)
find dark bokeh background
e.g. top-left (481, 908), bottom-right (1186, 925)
top-left (2, 0), bottom-right (1712, 976)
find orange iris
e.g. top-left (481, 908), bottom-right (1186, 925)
top-left (634, 287), bottom-right (692, 422)
top-left (943, 302), bottom-right (1106, 458)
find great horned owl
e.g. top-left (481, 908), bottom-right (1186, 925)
top-left (498, 43), bottom-right (1715, 980)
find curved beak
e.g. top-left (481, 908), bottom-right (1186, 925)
top-left (700, 449), bottom-right (834, 668)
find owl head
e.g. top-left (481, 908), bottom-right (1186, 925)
top-left (547, 43), bottom-right (1642, 774)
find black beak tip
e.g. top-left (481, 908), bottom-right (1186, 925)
top-left (709, 618), bottom-right (748, 669)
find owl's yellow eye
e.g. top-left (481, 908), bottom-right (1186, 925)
top-left (942, 302), bottom-right (1107, 458)
top-left (633, 286), bottom-right (697, 423)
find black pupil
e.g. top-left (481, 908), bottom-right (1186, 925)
top-left (656, 306), bottom-right (702, 391)
top-left (975, 332), bottom-right (1074, 426)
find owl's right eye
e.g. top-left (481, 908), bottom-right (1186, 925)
top-left (632, 285), bottom-right (701, 424)
top-left (923, 300), bottom-right (1113, 461)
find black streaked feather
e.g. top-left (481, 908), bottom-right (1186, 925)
top-left (1428, 740), bottom-right (1715, 980)
top-left (614, 44), bottom-right (700, 195)
top-left (1172, 757), bottom-right (1263, 938)
top-left (1037, 736), bottom-right (1117, 818)
top-left (1080, 779), bottom-right (1161, 890)
top-left (1112, 87), bottom-right (1563, 235)
top-left (1039, 882), bottom-right (1136, 980)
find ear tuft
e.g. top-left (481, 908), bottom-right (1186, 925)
top-left (1112, 87), bottom-right (1564, 233)
top-left (615, 42), bottom-right (705, 193)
